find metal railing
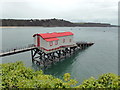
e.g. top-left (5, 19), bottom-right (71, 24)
top-left (0, 44), bottom-right (34, 53)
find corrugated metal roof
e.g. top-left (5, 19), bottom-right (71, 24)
top-left (45, 38), bottom-right (59, 42)
top-left (33, 32), bottom-right (74, 39)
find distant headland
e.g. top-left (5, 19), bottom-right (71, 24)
top-left (1, 19), bottom-right (117, 27)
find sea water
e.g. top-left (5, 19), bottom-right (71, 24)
top-left (1, 27), bottom-right (118, 82)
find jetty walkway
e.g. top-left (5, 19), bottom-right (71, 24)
top-left (0, 44), bottom-right (35, 57)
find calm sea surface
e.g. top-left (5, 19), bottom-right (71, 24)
top-left (1, 27), bottom-right (118, 83)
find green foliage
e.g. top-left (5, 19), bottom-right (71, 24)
top-left (76, 73), bottom-right (119, 88)
top-left (63, 73), bottom-right (71, 81)
top-left (0, 61), bottom-right (76, 88)
top-left (0, 61), bottom-right (119, 89)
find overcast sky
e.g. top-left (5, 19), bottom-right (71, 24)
top-left (0, 0), bottom-right (119, 25)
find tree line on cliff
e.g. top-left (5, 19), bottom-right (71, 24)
top-left (1, 18), bottom-right (117, 27)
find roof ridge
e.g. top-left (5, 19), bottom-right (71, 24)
top-left (33, 32), bottom-right (74, 38)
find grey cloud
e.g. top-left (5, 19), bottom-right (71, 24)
top-left (1, 0), bottom-right (118, 25)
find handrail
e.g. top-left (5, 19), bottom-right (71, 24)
top-left (0, 44), bottom-right (34, 53)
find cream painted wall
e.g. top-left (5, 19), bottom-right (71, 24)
top-left (57, 35), bottom-right (74, 46)
top-left (46, 40), bottom-right (59, 49)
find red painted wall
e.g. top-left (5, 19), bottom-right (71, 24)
top-left (37, 36), bottom-right (40, 47)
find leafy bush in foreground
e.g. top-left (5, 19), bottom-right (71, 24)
top-left (0, 61), bottom-right (119, 88)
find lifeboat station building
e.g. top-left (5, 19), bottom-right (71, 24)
top-left (33, 32), bottom-right (76, 53)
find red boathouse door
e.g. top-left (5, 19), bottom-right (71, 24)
top-left (37, 36), bottom-right (40, 47)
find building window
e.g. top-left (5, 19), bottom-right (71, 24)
top-left (69, 39), bottom-right (72, 42)
top-left (63, 38), bottom-right (65, 43)
top-left (55, 40), bottom-right (58, 45)
top-left (49, 41), bottom-right (53, 46)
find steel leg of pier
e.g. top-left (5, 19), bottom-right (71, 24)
top-left (31, 50), bottom-right (34, 63)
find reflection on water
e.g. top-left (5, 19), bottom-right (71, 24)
top-left (44, 49), bottom-right (87, 77)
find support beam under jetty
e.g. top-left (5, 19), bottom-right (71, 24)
top-left (31, 42), bottom-right (94, 68)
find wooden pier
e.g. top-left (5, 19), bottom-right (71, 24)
top-left (31, 42), bottom-right (94, 67)
top-left (0, 42), bottom-right (94, 67)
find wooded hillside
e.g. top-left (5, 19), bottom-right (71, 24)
top-left (1, 19), bottom-right (117, 27)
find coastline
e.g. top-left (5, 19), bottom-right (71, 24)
top-left (0, 26), bottom-right (118, 28)
top-left (0, 26), bottom-right (44, 28)
top-left (1, 19), bottom-right (118, 28)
